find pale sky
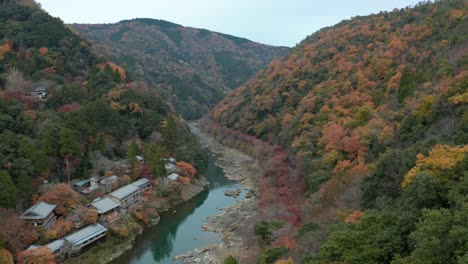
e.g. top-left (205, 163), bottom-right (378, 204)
top-left (38, 0), bottom-right (424, 47)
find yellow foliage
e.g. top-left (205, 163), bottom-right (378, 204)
top-left (275, 257), bottom-right (294, 264)
top-left (0, 43), bottom-right (12, 60)
top-left (402, 144), bottom-right (468, 187)
top-left (413, 95), bottom-right (435, 117)
top-left (448, 92), bottom-right (468, 104)
top-left (323, 149), bottom-right (342, 167)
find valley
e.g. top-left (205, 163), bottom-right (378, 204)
top-left (0, 0), bottom-right (466, 264)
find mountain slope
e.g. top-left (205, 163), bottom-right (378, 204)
top-left (0, 0), bottom-right (205, 220)
top-left (209, 0), bottom-right (467, 262)
top-left (71, 20), bottom-right (289, 119)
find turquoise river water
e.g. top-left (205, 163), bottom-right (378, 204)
top-left (112, 152), bottom-right (244, 264)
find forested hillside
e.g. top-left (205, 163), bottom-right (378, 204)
top-left (0, 2), bottom-right (206, 257)
top-left (209, 0), bottom-right (467, 262)
top-left (71, 20), bottom-right (289, 119)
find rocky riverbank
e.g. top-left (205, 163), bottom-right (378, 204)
top-left (182, 121), bottom-right (262, 263)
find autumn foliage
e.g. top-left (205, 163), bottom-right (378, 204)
top-left (402, 145), bottom-right (468, 187)
top-left (0, 209), bottom-right (38, 255)
top-left (344, 211), bottom-right (365, 224)
top-left (17, 247), bottom-right (55, 264)
top-left (39, 184), bottom-right (81, 216)
top-left (0, 249), bottom-right (14, 264)
top-left (176, 161), bottom-right (197, 177)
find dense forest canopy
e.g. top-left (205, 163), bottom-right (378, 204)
top-left (71, 20), bottom-right (289, 119)
top-left (0, 0), bottom-right (206, 234)
top-left (210, 0), bottom-right (467, 262)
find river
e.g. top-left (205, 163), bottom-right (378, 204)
top-left (111, 152), bottom-right (246, 264)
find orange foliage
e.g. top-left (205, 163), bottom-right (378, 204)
top-left (178, 176), bottom-right (191, 184)
top-left (99, 61), bottom-right (127, 81)
top-left (83, 208), bottom-right (98, 225)
top-left (0, 42), bottom-right (12, 60)
top-left (176, 161), bottom-right (197, 177)
top-left (39, 184), bottom-right (80, 216)
top-left (38, 47), bottom-right (49, 55)
top-left (52, 219), bottom-right (73, 237)
top-left (344, 211), bottom-right (365, 224)
top-left (18, 247), bottom-right (55, 264)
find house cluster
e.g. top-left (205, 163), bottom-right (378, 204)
top-left (21, 177), bottom-right (152, 259)
top-left (20, 155), bottom-right (184, 260)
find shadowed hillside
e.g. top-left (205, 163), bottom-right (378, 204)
top-left (72, 20), bottom-right (289, 119)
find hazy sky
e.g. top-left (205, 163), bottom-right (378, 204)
top-left (38, 0), bottom-right (423, 47)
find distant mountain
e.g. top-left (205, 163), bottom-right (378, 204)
top-left (71, 19), bottom-right (289, 119)
top-left (209, 0), bottom-right (467, 262)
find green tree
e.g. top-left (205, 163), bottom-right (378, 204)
top-left (127, 141), bottom-right (139, 164)
top-left (257, 247), bottom-right (289, 264)
top-left (224, 255), bottom-right (239, 264)
top-left (16, 172), bottom-right (34, 203)
top-left (162, 114), bottom-right (177, 153)
top-left (59, 128), bottom-right (80, 183)
top-left (143, 143), bottom-right (165, 177)
top-left (254, 221), bottom-right (272, 245)
top-left (0, 171), bottom-right (16, 208)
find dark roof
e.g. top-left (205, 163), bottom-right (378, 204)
top-left (20, 201), bottom-right (56, 220)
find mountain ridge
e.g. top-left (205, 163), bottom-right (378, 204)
top-left (71, 19), bottom-right (290, 119)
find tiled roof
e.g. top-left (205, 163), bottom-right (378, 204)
top-left (109, 184), bottom-right (140, 201)
top-left (90, 197), bottom-right (121, 214)
top-left (20, 201), bottom-right (56, 220)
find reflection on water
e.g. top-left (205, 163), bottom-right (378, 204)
top-left (112, 152), bottom-right (242, 264)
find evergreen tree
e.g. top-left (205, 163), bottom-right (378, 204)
top-left (163, 114), bottom-right (177, 153)
top-left (16, 172), bottom-right (33, 203)
top-left (143, 143), bottom-right (165, 177)
top-left (127, 141), bottom-right (139, 164)
top-left (0, 170), bottom-right (16, 208)
top-left (59, 128), bottom-right (80, 183)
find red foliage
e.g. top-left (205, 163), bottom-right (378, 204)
top-left (57, 102), bottom-right (81, 112)
top-left (17, 247), bottom-right (55, 264)
top-left (0, 91), bottom-right (34, 110)
top-left (52, 219), bottom-right (74, 237)
top-left (140, 165), bottom-right (151, 178)
top-left (0, 209), bottom-right (38, 255)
